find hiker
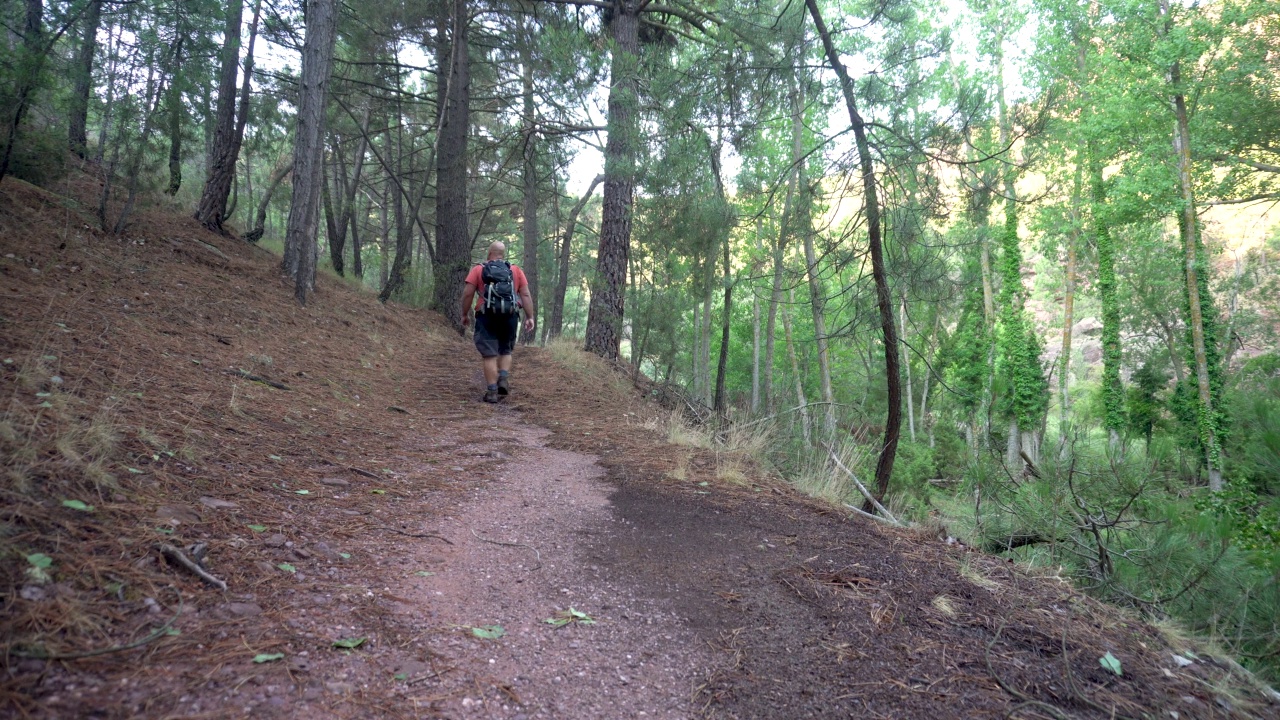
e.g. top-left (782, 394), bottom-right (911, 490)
top-left (460, 241), bottom-right (535, 403)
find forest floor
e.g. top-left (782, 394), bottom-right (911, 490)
top-left (3, 171), bottom-right (1279, 719)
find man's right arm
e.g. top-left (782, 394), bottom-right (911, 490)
top-left (460, 283), bottom-right (476, 326)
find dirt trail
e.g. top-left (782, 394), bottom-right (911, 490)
top-left (388, 422), bottom-right (712, 719)
top-left (2, 174), bottom-right (1278, 719)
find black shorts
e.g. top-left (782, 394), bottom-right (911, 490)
top-left (474, 312), bottom-right (519, 358)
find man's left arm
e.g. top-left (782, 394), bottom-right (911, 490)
top-left (518, 286), bottom-right (535, 334)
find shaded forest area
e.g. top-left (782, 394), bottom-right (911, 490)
top-left (2, 0), bottom-right (1280, 688)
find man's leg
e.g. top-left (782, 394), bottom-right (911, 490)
top-left (483, 356), bottom-right (499, 386)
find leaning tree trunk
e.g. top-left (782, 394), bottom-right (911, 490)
top-left (806, 0), bottom-right (900, 503)
top-left (0, 0), bottom-right (45, 185)
top-left (282, 0), bottom-right (339, 305)
top-left (431, 0), bottom-right (472, 328)
top-left (194, 0), bottom-right (244, 232)
top-left (244, 160), bottom-right (292, 242)
top-left (584, 0), bottom-right (640, 360)
top-left (549, 174), bottom-right (603, 339)
top-left (714, 228), bottom-right (733, 413)
top-left (68, 0), bottom-right (102, 158)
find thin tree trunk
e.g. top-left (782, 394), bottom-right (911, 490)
top-left (194, 0), bottom-right (244, 231)
top-left (431, 0), bottom-right (472, 326)
top-left (520, 17), bottom-right (539, 343)
top-left (751, 223), bottom-right (761, 414)
top-left (550, 175), bottom-right (603, 339)
top-left (584, 0), bottom-right (640, 359)
top-left (244, 160), bottom-right (291, 242)
top-left (902, 297), bottom-right (915, 442)
top-left (714, 236), bottom-right (732, 413)
top-left (1059, 165), bottom-right (1080, 456)
top-left (784, 287), bottom-right (811, 445)
top-left (807, 0), bottom-right (900, 502)
top-left (164, 34), bottom-right (185, 196)
top-left (282, 0), bottom-right (339, 304)
top-left (68, 0), bottom-right (102, 158)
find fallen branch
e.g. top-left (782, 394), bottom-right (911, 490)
top-left (347, 466), bottom-right (382, 480)
top-left (224, 368), bottom-right (291, 391)
top-left (158, 543), bottom-right (228, 590)
top-left (379, 527), bottom-right (453, 544)
top-left (9, 588), bottom-right (184, 660)
top-left (827, 447), bottom-right (903, 526)
top-left (843, 502), bottom-right (902, 527)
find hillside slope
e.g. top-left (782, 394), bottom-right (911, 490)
top-left (2, 175), bottom-right (1278, 719)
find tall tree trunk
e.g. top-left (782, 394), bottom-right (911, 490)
top-left (807, 0), bottom-right (900, 502)
top-left (165, 35), bottom-right (185, 196)
top-left (1092, 150), bottom-right (1123, 451)
top-left (194, 0), bottom-right (245, 231)
top-left (800, 194), bottom-right (836, 439)
top-left (550, 175), bottom-right (603, 339)
top-left (751, 221), bottom-right (762, 414)
top-left (352, 193), bottom-right (367, 279)
top-left (584, 0), bottom-right (640, 359)
top-left (68, 0), bottom-right (102, 158)
top-left (431, 0), bottom-right (472, 327)
top-left (282, 0), bottom-right (339, 305)
top-left (519, 17), bottom-right (540, 343)
top-left (763, 60), bottom-right (805, 414)
top-left (784, 287), bottom-right (811, 445)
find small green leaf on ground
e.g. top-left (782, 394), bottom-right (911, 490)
top-left (36, 391), bottom-right (50, 397)
top-left (61, 499), bottom-right (95, 512)
top-left (277, 563), bottom-right (296, 573)
top-left (165, 627), bottom-right (181, 636)
top-left (393, 673), bottom-right (407, 681)
top-left (544, 607), bottom-right (597, 628)
top-left (269, 454), bottom-right (283, 461)
top-left (697, 482), bottom-right (709, 487)
top-left (294, 489), bottom-right (310, 495)
top-left (37, 401), bottom-right (53, 408)
top-left (332, 637), bottom-right (366, 649)
top-left (155, 526), bottom-right (174, 534)
top-left (339, 553), bottom-right (351, 559)
top-left (413, 571), bottom-right (435, 577)
top-left (247, 524), bottom-right (267, 532)
top-left (42, 355), bottom-right (57, 361)
top-left (26, 553), bottom-right (53, 569)
top-left (1100, 652), bottom-right (1122, 676)
top-left (470, 625), bottom-right (505, 640)
top-left (127, 467), bottom-right (144, 474)
top-left (253, 653), bottom-right (285, 663)
top-left (371, 489), bottom-right (386, 495)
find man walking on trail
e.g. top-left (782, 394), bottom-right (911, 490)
top-left (460, 241), bottom-right (535, 403)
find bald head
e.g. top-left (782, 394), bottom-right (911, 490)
top-left (487, 241), bottom-right (507, 260)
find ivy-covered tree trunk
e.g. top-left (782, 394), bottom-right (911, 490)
top-left (431, 0), bottom-right (472, 327)
top-left (584, 0), bottom-right (640, 360)
top-left (68, 0), bottom-right (102, 158)
top-left (807, 0), bottom-right (900, 501)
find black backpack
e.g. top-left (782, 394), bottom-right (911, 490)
top-left (480, 260), bottom-right (518, 314)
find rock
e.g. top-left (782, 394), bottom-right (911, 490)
top-left (199, 497), bottom-right (239, 510)
top-left (264, 534), bottom-right (287, 548)
top-left (325, 681), bottom-right (356, 694)
top-left (156, 505), bottom-right (202, 525)
top-left (318, 477), bottom-right (349, 487)
top-left (222, 602), bottom-right (263, 617)
top-left (302, 686), bottom-right (322, 701)
top-left (312, 542), bottom-right (341, 561)
top-left (19, 585), bottom-right (47, 601)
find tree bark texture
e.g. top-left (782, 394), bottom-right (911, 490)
top-left (520, 20), bottom-right (540, 343)
top-left (807, 0), bottom-right (900, 502)
top-left (431, 0), bottom-right (472, 327)
top-left (244, 160), bottom-right (292, 243)
top-left (714, 235), bottom-right (732, 413)
top-left (584, 0), bottom-right (640, 360)
top-left (68, 0), bottom-right (102, 158)
top-left (282, 0), bottom-right (339, 304)
top-left (194, 0), bottom-right (245, 232)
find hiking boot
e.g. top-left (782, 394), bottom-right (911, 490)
top-left (497, 375), bottom-right (510, 395)
top-left (483, 388), bottom-right (500, 403)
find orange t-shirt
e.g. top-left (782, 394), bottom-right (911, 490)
top-left (465, 262), bottom-right (529, 313)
